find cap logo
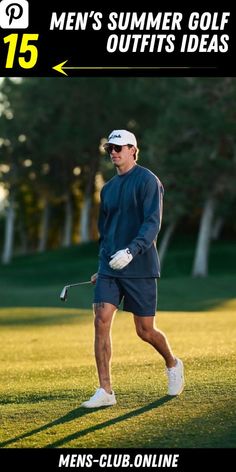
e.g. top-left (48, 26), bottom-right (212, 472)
top-left (109, 134), bottom-right (121, 139)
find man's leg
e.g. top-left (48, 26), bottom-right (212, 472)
top-left (133, 315), bottom-right (176, 368)
top-left (81, 302), bottom-right (117, 408)
top-left (93, 302), bottom-right (117, 393)
top-left (133, 315), bottom-right (184, 395)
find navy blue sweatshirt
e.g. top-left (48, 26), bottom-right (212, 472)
top-left (98, 164), bottom-right (164, 278)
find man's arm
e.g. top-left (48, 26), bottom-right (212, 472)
top-left (128, 177), bottom-right (164, 257)
top-left (98, 189), bottom-right (105, 248)
top-left (109, 177), bottom-right (163, 270)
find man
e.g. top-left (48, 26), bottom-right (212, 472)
top-left (81, 129), bottom-right (184, 408)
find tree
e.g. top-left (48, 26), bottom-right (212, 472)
top-left (136, 78), bottom-right (236, 275)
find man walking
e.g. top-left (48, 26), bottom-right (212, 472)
top-left (81, 129), bottom-right (184, 408)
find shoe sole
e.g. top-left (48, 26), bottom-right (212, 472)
top-left (81, 401), bottom-right (116, 408)
top-left (168, 384), bottom-right (184, 396)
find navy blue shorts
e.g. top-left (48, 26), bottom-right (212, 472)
top-left (93, 275), bottom-right (157, 316)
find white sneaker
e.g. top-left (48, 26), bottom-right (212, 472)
top-left (166, 358), bottom-right (184, 395)
top-left (81, 388), bottom-right (117, 408)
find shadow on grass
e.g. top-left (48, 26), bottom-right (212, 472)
top-left (0, 314), bottom-right (86, 327)
top-left (0, 396), bottom-right (173, 448)
top-left (0, 392), bottom-right (85, 405)
top-left (0, 308), bottom-right (92, 327)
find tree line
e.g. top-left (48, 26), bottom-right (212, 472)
top-left (0, 77), bottom-right (235, 276)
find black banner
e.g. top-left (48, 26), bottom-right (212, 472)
top-left (0, 448), bottom-right (235, 470)
top-left (0, 1), bottom-right (235, 77)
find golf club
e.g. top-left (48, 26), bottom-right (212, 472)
top-left (60, 281), bottom-right (91, 302)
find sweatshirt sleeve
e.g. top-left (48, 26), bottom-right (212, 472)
top-left (128, 177), bottom-right (164, 257)
top-left (98, 188), bottom-right (105, 247)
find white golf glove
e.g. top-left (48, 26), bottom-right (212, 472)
top-left (109, 248), bottom-right (133, 270)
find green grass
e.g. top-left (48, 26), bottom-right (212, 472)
top-left (160, 236), bottom-right (236, 277)
top-left (0, 302), bottom-right (235, 448)
top-left (0, 240), bottom-right (236, 311)
top-left (0, 240), bottom-right (235, 448)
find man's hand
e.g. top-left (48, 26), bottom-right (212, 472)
top-left (109, 248), bottom-right (133, 270)
top-left (90, 273), bottom-right (98, 284)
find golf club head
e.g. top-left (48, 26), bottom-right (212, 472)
top-left (60, 286), bottom-right (68, 302)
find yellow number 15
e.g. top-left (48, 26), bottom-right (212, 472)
top-left (4, 34), bottom-right (39, 69)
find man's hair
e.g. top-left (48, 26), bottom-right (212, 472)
top-left (127, 144), bottom-right (139, 161)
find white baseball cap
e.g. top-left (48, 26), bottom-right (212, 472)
top-left (105, 129), bottom-right (137, 148)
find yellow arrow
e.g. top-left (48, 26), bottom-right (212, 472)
top-left (52, 60), bottom-right (141, 76)
top-left (52, 60), bottom-right (202, 76)
top-left (53, 61), bottom-right (70, 76)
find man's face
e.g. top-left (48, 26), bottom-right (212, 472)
top-left (105, 144), bottom-right (135, 167)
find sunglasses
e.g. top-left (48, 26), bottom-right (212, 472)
top-left (104, 144), bottom-right (123, 154)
